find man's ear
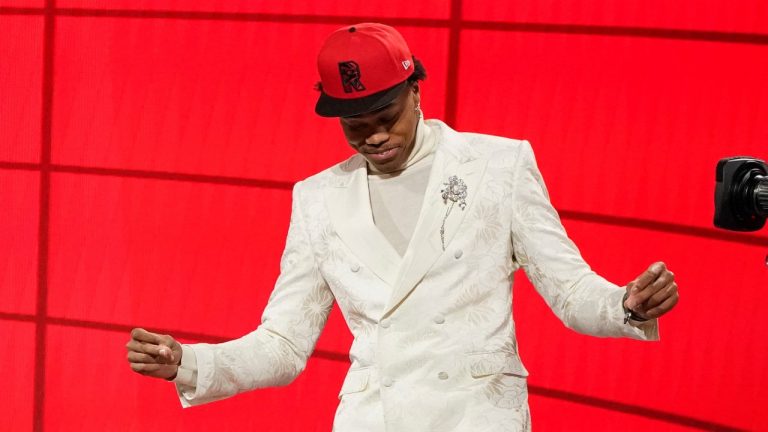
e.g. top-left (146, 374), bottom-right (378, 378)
top-left (411, 83), bottom-right (421, 106)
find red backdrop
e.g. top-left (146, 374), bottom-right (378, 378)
top-left (2, 1), bottom-right (767, 431)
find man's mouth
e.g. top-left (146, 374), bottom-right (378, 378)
top-left (366, 147), bottom-right (399, 163)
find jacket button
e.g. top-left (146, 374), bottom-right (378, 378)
top-left (454, 249), bottom-right (463, 259)
top-left (380, 319), bottom-right (391, 329)
top-left (382, 377), bottom-right (394, 387)
top-left (433, 315), bottom-right (445, 324)
top-left (437, 372), bottom-right (449, 380)
top-left (350, 263), bottom-right (360, 272)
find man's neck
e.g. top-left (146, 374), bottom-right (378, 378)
top-left (367, 117), bottom-right (434, 176)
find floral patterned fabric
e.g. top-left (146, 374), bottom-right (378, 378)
top-left (176, 120), bottom-right (658, 431)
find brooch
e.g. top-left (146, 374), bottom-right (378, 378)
top-left (439, 175), bottom-right (467, 250)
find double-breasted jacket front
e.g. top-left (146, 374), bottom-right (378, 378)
top-left (177, 120), bottom-right (657, 431)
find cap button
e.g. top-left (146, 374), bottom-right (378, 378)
top-left (349, 27), bottom-right (356, 33)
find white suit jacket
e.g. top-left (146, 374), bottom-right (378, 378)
top-left (178, 120), bottom-right (658, 431)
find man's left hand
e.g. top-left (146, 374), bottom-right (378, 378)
top-left (624, 261), bottom-right (679, 320)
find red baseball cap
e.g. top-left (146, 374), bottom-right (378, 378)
top-left (315, 23), bottom-right (415, 117)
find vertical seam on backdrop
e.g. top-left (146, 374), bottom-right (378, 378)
top-left (34, 1), bottom-right (55, 431)
top-left (443, 0), bottom-right (462, 126)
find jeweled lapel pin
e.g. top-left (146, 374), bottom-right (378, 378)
top-left (440, 175), bottom-right (467, 251)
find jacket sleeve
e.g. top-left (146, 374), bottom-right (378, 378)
top-left (510, 141), bottom-right (658, 340)
top-left (176, 181), bottom-right (335, 407)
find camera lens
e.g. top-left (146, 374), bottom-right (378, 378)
top-left (714, 157), bottom-right (768, 231)
top-left (755, 177), bottom-right (768, 216)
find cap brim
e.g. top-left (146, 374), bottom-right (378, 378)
top-left (315, 80), bottom-right (409, 118)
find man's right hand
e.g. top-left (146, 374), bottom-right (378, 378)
top-left (126, 328), bottom-right (182, 380)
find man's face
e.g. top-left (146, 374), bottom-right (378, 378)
top-left (339, 85), bottom-right (420, 173)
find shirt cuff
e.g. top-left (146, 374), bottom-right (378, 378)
top-left (173, 344), bottom-right (198, 388)
top-left (629, 316), bottom-right (659, 339)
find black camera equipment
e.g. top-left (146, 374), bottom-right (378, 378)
top-left (714, 156), bottom-right (768, 231)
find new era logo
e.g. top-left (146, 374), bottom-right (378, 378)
top-left (402, 60), bottom-right (411, 70)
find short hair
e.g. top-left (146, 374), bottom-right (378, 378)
top-left (407, 56), bottom-right (427, 83)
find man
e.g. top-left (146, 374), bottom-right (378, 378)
top-left (127, 23), bottom-right (679, 431)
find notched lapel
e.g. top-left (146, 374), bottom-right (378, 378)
top-left (324, 156), bottom-right (402, 287)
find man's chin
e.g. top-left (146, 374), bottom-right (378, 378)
top-left (368, 159), bottom-right (403, 173)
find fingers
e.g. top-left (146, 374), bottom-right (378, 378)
top-left (157, 344), bottom-right (176, 363)
top-left (131, 328), bottom-right (162, 344)
top-left (129, 360), bottom-right (178, 380)
top-left (631, 262), bottom-right (666, 292)
top-left (625, 262), bottom-right (674, 310)
top-left (129, 362), bottom-right (157, 373)
top-left (125, 339), bottom-right (163, 358)
top-left (127, 351), bottom-right (158, 364)
top-left (126, 328), bottom-right (178, 364)
top-left (624, 261), bottom-right (680, 320)
top-left (127, 328), bottom-right (180, 380)
top-left (127, 351), bottom-right (176, 379)
top-left (644, 281), bottom-right (678, 310)
top-left (643, 291), bottom-right (680, 319)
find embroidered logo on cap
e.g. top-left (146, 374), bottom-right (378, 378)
top-left (402, 60), bottom-right (411, 70)
top-left (338, 61), bottom-right (366, 93)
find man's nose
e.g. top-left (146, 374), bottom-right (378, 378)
top-left (365, 131), bottom-right (389, 146)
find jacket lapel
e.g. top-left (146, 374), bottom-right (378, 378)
top-left (383, 121), bottom-right (489, 317)
top-left (324, 156), bottom-right (402, 287)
